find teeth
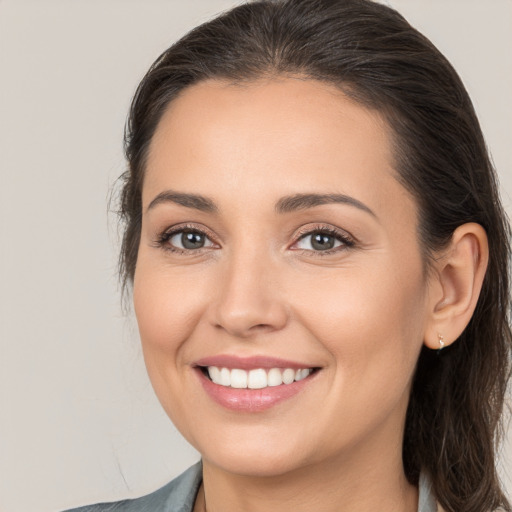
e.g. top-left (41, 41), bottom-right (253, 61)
top-left (295, 368), bottom-right (310, 381)
top-left (220, 367), bottom-right (231, 386)
top-left (230, 369), bottom-right (248, 388)
top-left (282, 368), bottom-right (295, 384)
top-left (208, 366), bottom-right (220, 383)
top-left (206, 366), bottom-right (313, 389)
top-left (247, 368), bottom-right (267, 389)
top-left (267, 368), bottom-right (283, 387)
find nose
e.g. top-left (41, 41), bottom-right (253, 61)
top-left (209, 250), bottom-right (289, 338)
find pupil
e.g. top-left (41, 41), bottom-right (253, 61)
top-left (182, 231), bottom-right (204, 249)
top-left (311, 232), bottom-right (334, 250)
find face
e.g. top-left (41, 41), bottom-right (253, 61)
top-left (134, 77), bottom-right (431, 478)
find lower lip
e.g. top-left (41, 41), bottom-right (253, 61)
top-left (196, 369), bottom-right (315, 412)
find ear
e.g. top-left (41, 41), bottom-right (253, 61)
top-left (424, 223), bottom-right (489, 350)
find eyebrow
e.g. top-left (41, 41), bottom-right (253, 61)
top-left (146, 190), bottom-right (218, 213)
top-left (275, 193), bottom-right (376, 217)
top-left (146, 190), bottom-right (375, 218)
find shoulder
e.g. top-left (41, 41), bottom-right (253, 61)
top-left (62, 462), bottom-right (202, 512)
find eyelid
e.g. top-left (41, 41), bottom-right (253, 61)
top-left (153, 222), bottom-right (356, 256)
top-left (154, 223), bottom-right (220, 253)
top-left (290, 223), bottom-right (356, 253)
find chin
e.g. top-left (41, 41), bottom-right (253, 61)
top-left (187, 425), bottom-right (319, 478)
top-left (203, 448), bottom-right (309, 478)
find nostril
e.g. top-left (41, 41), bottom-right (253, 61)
top-left (210, 294), bottom-right (289, 337)
top-left (213, 322), bottom-right (274, 334)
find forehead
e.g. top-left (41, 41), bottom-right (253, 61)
top-left (144, 77), bottom-right (411, 220)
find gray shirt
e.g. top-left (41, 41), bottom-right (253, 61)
top-left (65, 462), bottom-right (438, 512)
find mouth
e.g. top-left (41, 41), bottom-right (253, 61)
top-left (198, 365), bottom-right (319, 389)
top-left (193, 356), bottom-right (321, 412)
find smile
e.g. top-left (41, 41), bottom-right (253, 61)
top-left (204, 366), bottom-right (313, 389)
top-left (194, 356), bottom-right (320, 412)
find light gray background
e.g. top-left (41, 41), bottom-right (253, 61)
top-left (0, 1), bottom-right (510, 511)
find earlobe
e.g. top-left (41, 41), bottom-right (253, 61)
top-left (424, 223), bottom-right (489, 350)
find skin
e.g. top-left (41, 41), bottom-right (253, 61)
top-left (133, 77), bottom-right (488, 512)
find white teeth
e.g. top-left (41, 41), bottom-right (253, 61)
top-left (220, 367), bottom-right (231, 386)
top-left (267, 368), bottom-right (283, 387)
top-left (208, 366), bottom-right (221, 384)
top-left (295, 368), bottom-right (310, 381)
top-left (230, 368), bottom-right (248, 388)
top-left (248, 368), bottom-right (267, 389)
top-left (282, 368), bottom-right (296, 385)
top-left (206, 366), bottom-right (313, 389)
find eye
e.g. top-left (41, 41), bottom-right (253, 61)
top-left (292, 227), bottom-right (354, 253)
top-left (296, 231), bottom-right (342, 251)
top-left (164, 229), bottom-right (215, 251)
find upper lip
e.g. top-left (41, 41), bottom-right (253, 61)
top-left (194, 355), bottom-right (318, 370)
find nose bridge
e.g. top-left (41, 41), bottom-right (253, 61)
top-left (211, 238), bottom-right (287, 337)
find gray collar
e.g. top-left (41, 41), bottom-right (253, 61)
top-left (418, 471), bottom-right (438, 512)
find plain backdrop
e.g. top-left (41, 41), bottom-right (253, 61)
top-left (0, 1), bottom-right (511, 511)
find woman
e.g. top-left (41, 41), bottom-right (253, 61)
top-left (67, 0), bottom-right (511, 510)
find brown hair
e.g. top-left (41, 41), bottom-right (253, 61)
top-left (118, 1), bottom-right (512, 510)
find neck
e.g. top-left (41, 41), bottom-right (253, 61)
top-left (196, 442), bottom-right (418, 512)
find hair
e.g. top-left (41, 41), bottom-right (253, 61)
top-left (118, 0), bottom-right (512, 510)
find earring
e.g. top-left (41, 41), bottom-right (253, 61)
top-left (438, 334), bottom-right (445, 351)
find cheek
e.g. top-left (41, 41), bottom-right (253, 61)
top-left (133, 254), bottom-right (211, 364)
top-left (289, 258), bottom-right (427, 383)
top-left (132, 255), bottom-right (214, 431)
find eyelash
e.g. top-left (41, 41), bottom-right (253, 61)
top-left (154, 223), bottom-right (217, 255)
top-left (154, 223), bottom-right (355, 256)
top-left (292, 224), bottom-right (355, 256)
